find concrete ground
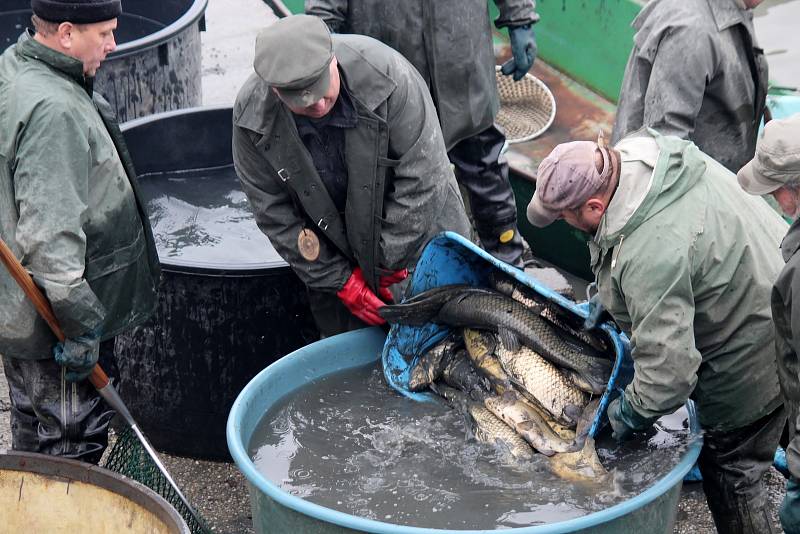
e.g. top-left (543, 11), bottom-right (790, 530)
top-left (0, 0), bottom-right (790, 532)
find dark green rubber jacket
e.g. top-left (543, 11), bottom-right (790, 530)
top-left (0, 34), bottom-right (160, 360)
top-left (305, 0), bottom-right (539, 150)
top-left (611, 0), bottom-right (768, 173)
top-left (232, 35), bottom-right (472, 294)
top-left (591, 129), bottom-right (785, 432)
top-left (772, 220), bottom-right (800, 481)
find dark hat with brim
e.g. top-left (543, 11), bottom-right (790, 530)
top-left (254, 15), bottom-right (333, 108)
top-left (32, 0), bottom-right (122, 24)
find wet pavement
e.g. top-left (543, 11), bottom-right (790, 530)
top-left (0, 0), bottom-right (791, 532)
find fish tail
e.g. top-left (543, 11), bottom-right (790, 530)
top-left (379, 285), bottom-right (469, 325)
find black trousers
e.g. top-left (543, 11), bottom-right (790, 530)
top-left (699, 405), bottom-right (786, 534)
top-left (448, 124), bottom-right (524, 267)
top-left (2, 340), bottom-right (115, 465)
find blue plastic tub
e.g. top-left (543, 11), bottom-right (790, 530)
top-left (228, 233), bottom-right (704, 533)
top-left (228, 327), bottom-right (702, 533)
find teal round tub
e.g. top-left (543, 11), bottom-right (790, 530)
top-left (228, 328), bottom-right (702, 534)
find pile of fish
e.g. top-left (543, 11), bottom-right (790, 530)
top-left (379, 272), bottom-right (615, 481)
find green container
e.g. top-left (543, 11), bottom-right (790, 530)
top-left (228, 328), bottom-right (703, 534)
top-left (510, 172), bottom-right (594, 281)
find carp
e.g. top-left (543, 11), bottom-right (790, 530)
top-left (484, 390), bottom-right (575, 456)
top-left (494, 339), bottom-right (590, 428)
top-left (433, 383), bottom-right (535, 460)
top-left (408, 337), bottom-right (461, 391)
top-left (379, 285), bottom-right (612, 394)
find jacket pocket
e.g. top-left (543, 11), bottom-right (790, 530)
top-left (84, 229), bottom-right (146, 282)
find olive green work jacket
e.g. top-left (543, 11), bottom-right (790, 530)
top-left (591, 130), bottom-right (786, 432)
top-left (772, 219), bottom-right (800, 480)
top-left (0, 33), bottom-right (160, 360)
top-left (305, 0), bottom-right (539, 150)
top-left (232, 34), bottom-right (472, 294)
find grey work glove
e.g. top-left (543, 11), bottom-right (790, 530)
top-left (607, 394), bottom-right (652, 442)
top-left (500, 24), bottom-right (537, 81)
top-left (53, 329), bottom-right (100, 383)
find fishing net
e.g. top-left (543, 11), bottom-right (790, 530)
top-left (495, 66), bottom-right (556, 144)
top-left (103, 426), bottom-right (213, 534)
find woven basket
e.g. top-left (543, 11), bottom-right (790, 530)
top-left (495, 66), bottom-right (556, 143)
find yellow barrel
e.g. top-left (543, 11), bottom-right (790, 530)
top-left (0, 451), bottom-right (188, 533)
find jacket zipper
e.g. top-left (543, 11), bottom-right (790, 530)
top-left (611, 235), bottom-right (625, 269)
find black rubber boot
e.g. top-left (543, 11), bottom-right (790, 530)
top-left (3, 354), bottom-right (114, 465)
top-left (448, 125), bottom-right (524, 267)
top-left (698, 405), bottom-right (786, 534)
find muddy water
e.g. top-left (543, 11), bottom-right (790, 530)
top-left (138, 166), bottom-right (285, 269)
top-left (755, 0), bottom-right (800, 90)
top-left (249, 362), bottom-right (694, 530)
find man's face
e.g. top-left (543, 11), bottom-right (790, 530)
top-left (772, 186), bottom-right (800, 218)
top-left (743, 0), bottom-right (764, 8)
top-left (277, 59), bottom-right (341, 119)
top-left (68, 19), bottom-right (118, 76)
top-left (560, 206), bottom-right (602, 234)
top-left (559, 194), bottom-right (609, 234)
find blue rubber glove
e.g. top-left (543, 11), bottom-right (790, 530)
top-left (607, 394), bottom-right (652, 442)
top-left (53, 329), bottom-right (100, 383)
top-left (500, 24), bottom-right (537, 81)
top-left (780, 477), bottom-right (800, 534)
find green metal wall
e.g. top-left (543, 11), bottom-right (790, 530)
top-left (490, 0), bottom-right (643, 103)
top-left (279, 0), bottom-right (643, 102)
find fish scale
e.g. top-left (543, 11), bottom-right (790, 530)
top-left (495, 341), bottom-right (590, 428)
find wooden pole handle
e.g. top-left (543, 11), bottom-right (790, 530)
top-left (0, 237), bottom-right (109, 389)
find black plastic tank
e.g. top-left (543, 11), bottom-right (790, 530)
top-left (0, 0), bottom-right (207, 122)
top-left (115, 107), bottom-right (320, 460)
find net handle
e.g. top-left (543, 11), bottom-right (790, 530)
top-left (0, 237), bottom-right (110, 389)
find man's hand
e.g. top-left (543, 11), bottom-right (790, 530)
top-left (607, 394), bottom-right (651, 442)
top-left (337, 267), bottom-right (389, 325)
top-left (53, 329), bottom-right (100, 383)
top-left (500, 25), bottom-right (537, 81)
top-left (377, 268), bottom-right (409, 302)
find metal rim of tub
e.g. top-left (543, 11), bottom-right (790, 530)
top-left (108, 0), bottom-right (209, 60)
top-left (0, 450), bottom-right (190, 533)
top-left (121, 105), bottom-right (291, 276)
top-left (228, 327), bottom-right (704, 534)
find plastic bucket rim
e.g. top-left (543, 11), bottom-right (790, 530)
top-left (122, 105), bottom-right (291, 273)
top-left (107, 0), bottom-right (209, 59)
top-left (227, 329), bottom-right (704, 534)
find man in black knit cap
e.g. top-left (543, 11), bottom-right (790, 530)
top-left (0, 1), bottom-right (160, 463)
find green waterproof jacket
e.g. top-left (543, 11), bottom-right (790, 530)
top-left (0, 34), bottom-right (160, 360)
top-left (611, 0), bottom-right (768, 173)
top-left (591, 129), bottom-right (786, 431)
top-left (232, 34), bottom-right (472, 294)
top-left (305, 0), bottom-right (539, 150)
top-left (772, 220), bottom-right (800, 480)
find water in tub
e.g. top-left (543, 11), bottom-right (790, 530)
top-left (249, 362), bottom-right (694, 530)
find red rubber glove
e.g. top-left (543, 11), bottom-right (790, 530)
top-left (337, 267), bottom-right (388, 325)
top-left (377, 268), bottom-right (409, 302)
